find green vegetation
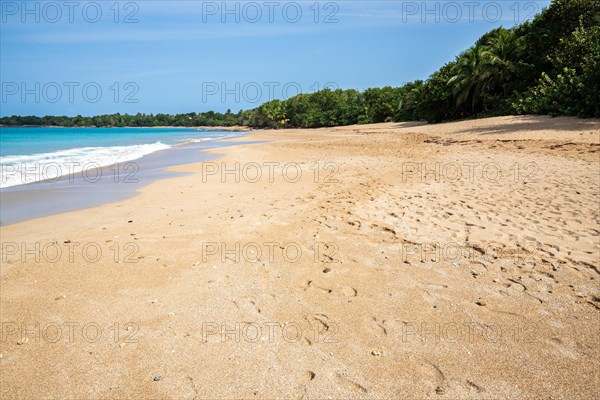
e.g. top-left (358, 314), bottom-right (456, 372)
top-left (1, 0), bottom-right (597, 129)
top-left (0, 110), bottom-right (241, 127)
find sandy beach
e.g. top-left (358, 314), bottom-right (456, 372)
top-left (1, 115), bottom-right (599, 399)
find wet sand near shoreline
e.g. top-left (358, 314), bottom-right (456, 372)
top-left (0, 139), bottom-right (260, 226)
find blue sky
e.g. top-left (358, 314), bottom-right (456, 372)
top-left (0, 0), bottom-right (551, 116)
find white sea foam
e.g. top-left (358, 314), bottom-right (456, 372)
top-left (175, 133), bottom-right (240, 144)
top-left (0, 141), bottom-right (170, 188)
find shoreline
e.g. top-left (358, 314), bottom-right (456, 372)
top-left (0, 127), bottom-right (254, 191)
top-left (0, 134), bottom-right (261, 225)
top-left (0, 124), bottom-right (254, 131)
top-left (1, 116), bottom-right (599, 399)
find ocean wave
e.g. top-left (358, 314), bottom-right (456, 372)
top-left (174, 133), bottom-right (242, 145)
top-left (0, 141), bottom-right (170, 188)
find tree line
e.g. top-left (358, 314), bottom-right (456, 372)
top-left (2, 0), bottom-right (598, 129)
top-left (0, 110), bottom-right (240, 128)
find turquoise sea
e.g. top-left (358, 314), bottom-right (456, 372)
top-left (0, 127), bottom-right (244, 188)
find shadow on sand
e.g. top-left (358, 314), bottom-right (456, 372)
top-left (449, 116), bottom-right (599, 135)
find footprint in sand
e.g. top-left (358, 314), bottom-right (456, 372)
top-left (335, 372), bottom-right (368, 394)
top-left (340, 285), bottom-right (358, 297)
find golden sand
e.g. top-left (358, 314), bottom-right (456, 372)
top-left (1, 115), bottom-right (599, 398)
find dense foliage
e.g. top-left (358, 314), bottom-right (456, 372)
top-left (0, 110), bottom-right (241, 127)
top-left (1, 0), bottom-right (597, 128)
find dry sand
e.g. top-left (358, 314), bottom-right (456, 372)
top-left (1, 115), bottom-right (599, 399)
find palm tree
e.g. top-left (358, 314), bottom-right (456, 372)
top-left (484, 28), bottom-right (526, 94)
top-left (261, 100), bottom-right (287, 129)
top-left (448, 28), bottom-right (526, 114)
top-left (448, 44), bottom-right (495, 114)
